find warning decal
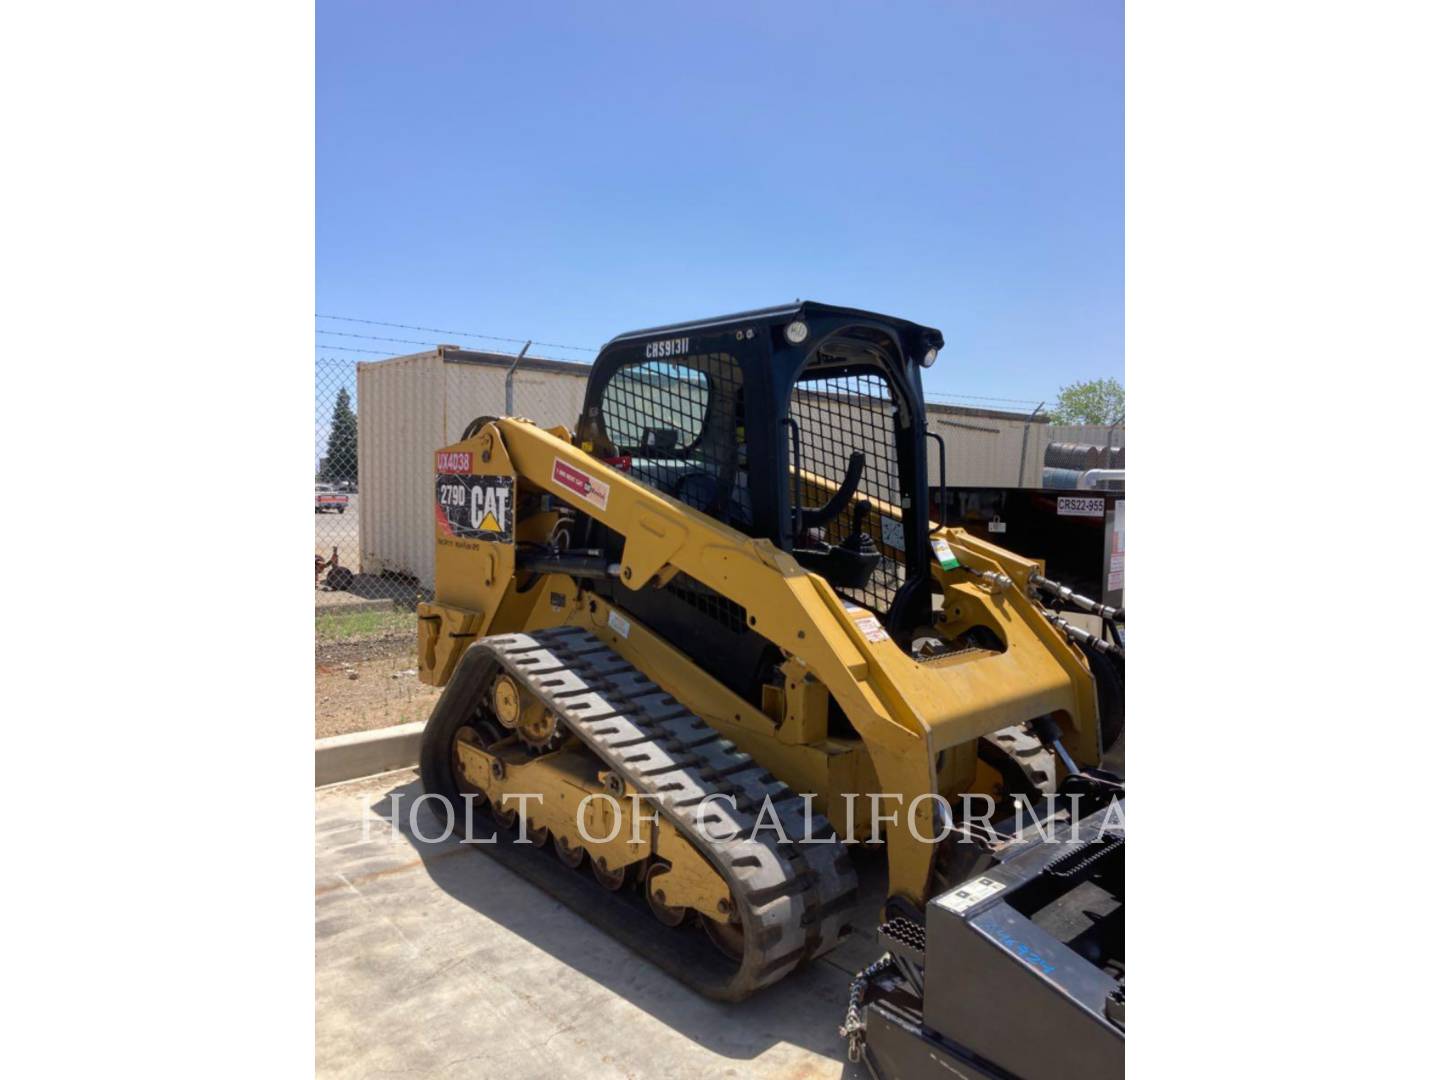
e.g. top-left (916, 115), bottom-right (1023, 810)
top-left (880, 516), bottom-right (906, 552)
top-left (436, 473), bottom-right (514, 542)
top-left (854, 615), bottom-right (890, 644)
top-left (1108, 499), bottom-right (1125, 592)
top-left (552, 459), bottom-right (610, 512)
top-left (936, 875), bottom-right (1007, 916)
top-left (843, 602), bottom-right (890, 643)
top-left (930, 537), bottom-right (960, 570)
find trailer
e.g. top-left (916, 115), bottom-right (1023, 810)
top-left (932, 484), bottom-right (1125, 613)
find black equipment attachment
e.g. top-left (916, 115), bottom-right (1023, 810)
top-left (843, 787), bottom-right (1125, 1080)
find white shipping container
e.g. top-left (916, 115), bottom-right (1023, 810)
top-left (357, 348), bottom-right (590, 589)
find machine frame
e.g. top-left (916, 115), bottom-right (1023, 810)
top-left (417, 304), bottom-right (1104, 905)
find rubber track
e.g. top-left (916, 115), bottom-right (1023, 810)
top-left (480, 625), bottom-right (859, 998)
top-left (982, 723), bottom-right (1058, 795)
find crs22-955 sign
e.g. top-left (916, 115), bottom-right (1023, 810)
top-left (435, 454), bottom-right (513, 543)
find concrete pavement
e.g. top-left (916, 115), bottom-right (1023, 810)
top-left (316, 768), bottom-right (881, 1080)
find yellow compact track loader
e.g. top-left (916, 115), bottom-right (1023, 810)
top-left (416, 303), bottom-right (1124, 1054)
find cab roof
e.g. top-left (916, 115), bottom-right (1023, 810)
top-left (603, 301), bottom-right (944, 353)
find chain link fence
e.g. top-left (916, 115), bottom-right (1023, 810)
top-left (314, 347), bottom-right (591, 740)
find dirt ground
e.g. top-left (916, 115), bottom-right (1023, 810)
top-left (315, 626), bottom-right (441, 738)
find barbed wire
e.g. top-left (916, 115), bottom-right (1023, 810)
top-left (317, 329), bottom-right (447, 349)
top-left (316, 313), bottom-right (599, 354)
top-left (927, 391), bottom-right (1047, 407)
top-left (314, 340), bottom-right (565, 359)
top-left (314, 344), bottom-right (397, 355)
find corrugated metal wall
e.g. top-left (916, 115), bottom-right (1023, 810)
top-left (928, 409), bottom-right (1032, 488)
top-left (359, 352), bottom-right (1124, 588)
top-left (927, 411), bottom-right (1125, 489)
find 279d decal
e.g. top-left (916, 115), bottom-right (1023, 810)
top-left (435, 471), bottom-right (514, 542)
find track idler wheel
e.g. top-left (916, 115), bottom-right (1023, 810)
top-left (702, 904), bottom-right (745, 961)
top-left (554, 835), bottom-right (585, 869)
top-left (591, 855), bottom-right (629, 892)
top-left (643, 863), bottom-right (688, 928)
top-left (491, 674), bottom-right (523, 728)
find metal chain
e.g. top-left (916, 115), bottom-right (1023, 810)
top-left (838, 952), bottom-right (894, 1063)
top-left (1044, 832), bottom-right (1125, 879)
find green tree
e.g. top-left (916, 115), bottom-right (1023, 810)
top-left (321, 387), bottom-right (358, 485)
top-left (1050, 378), bottom-right (1124, 425)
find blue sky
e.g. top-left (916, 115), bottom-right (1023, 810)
top-left (317, 1), bottom-right (1122, 410)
